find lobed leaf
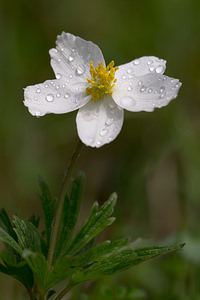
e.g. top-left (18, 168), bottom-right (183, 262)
top-left (23, 250), bottom-right (48, 289)
top-left (0, 227), bottom-right (23, 255)
top-left (65, 193), bottom-right (117, 256)
top-left (0, 251), bottom-right (34, 288)
top-left (56, 171), bottom-right (85, 257)
top-left (13, 216), bottom-right (47, 256)
top-left (38, 176), bottom-right (57, 247)
top-left (71, 244), bottom-right (184, 284)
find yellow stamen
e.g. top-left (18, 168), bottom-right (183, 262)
top-left (86, 61), bottom-right (119, 102)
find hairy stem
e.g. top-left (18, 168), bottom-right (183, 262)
top-left (47, 140), bottom-right (83, 268)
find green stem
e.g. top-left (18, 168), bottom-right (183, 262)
top-left (54, 283), bottom-right (74, 300)
top-left (27, 287), bottom-right (35, 300)
top-left (47, 140), bottom-right (83, 268)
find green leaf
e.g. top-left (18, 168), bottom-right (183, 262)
top-left (0, 227), bottom-right (22, 255)
top-left (71, 239), bottom-right (130, 267)
top-left (71, 244), bottom-right (184, 284)
top-left (13, 216), bottom-right (47, 256)
top-left (23, 250), bottom-right (48, 289)
top-left (38, 176), bottom-right (57, 247)
top-left (29, 214), bottom-right (40, 229)
top-left (0, 251), bottom-right (34, 287)
top-left (45, 256), bottom-right (76, 291)
top-left (66, 193), bottom-right (117, 256)
top-left (56, 171), bottom-right (85, 256)
top-left (0, 209), bottom-right (18, 254)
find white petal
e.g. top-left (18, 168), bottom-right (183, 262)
top-left (112, 73), bottom-right (182, 112)
top-left (49, 32), bottom-right (105, 84)
top-left (76, 95), bottom-right (124, 148)
top-left (24, 80), bottom-right (90, 116)
top-left (115, 56), bottom-right (166, 83)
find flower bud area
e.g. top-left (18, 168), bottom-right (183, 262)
top-left (86, 61), bottom-right (119, 102)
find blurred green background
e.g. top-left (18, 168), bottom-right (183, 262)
top-left (0, 0), bottom-right (200, 299)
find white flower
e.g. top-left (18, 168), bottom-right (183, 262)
top-left (24, 32), bottom-right (182, 148)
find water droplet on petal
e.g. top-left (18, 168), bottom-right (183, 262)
top-left (34, 97), bottom-right (38, 101)
top-left (35, 111), bottom-right (42, 117)
top-left (176, 82), bottom-right (181, 88)
top-left (76, 65), bottom-right (86, 75)
top-left (100, 128), bottom-right (108, 137)
top-left (109, 101), bottom-right (115, 109)
top-left (69, 75), bottom-right (73, 79)
top-left (82, 111), bottom-right (95, 121)
top-left (147, 60), bottom-right (153, 65)
top-left (149, 66), bottom-right (155, 72)
top-left (56, 73), bottom-right (62, 79)
top-left (36, 88), bottom-right (41, 94)
top-left (127, 86), bottom-right (133, 91)
top-left (133, 59), bottom-right (140, 65)
top-left (159, 92), bottom-right (166, 99)
top-left (96, 141), bottom-right (101, 146)
top-left (106, 118), bottom-right (114, 126)
top-left (127, 68), bottom-right (133, 74)
top-left (148, 88), bottom-right (153, 93)
top-left (46, 94), bottom-right (54, 102)
top-left (68, 54), bottom-right (74, 62)
top-left (44, 84), bottom-right (49, 88)
top-left (64, 93), bottom-right (70, 99)
top-left (56, 93), bottom-right (61, 98)
top-left (156, 65), bottom-right (164, 74)
top-left (140, 85), bottom-right (147, 92)
top-left (121, 74), bottom-right (127, 80)
top-left (138, 80), bottom-right (143, 86)
top-left (160, 86), bottom-right (165, 93)
top-left (120, 96), bottom-right (136, 107)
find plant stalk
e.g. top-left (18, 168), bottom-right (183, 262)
top-left (54, 283), bottom-right (74, 300)
top-left (47, 140), bottom-right (83, 268)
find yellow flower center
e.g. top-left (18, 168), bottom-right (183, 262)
top-left (86, 61), bottom-right (119, 102)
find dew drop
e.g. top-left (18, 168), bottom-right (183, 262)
top-left (56, 93), bottom-right (61, 98)
top-left (46, 94), bottom-right (54, 102)
top-left (160, 86), bottom-right (165, 93)
top-left (138, 80), bottom-right (143, 86)
top-left (34, 97), bottom-right (38, 101)
top-left (140, 85), bottom-right (147, 92)
top-left (133, 59), bottom-right (140, 65)
top-left (120, 96), bottom-right (136, 107)
top-left (68, 54), bottom-right (74, 62)
top-left (121, 74), bottom-right (127, 80)
top-left (106, 118), bottom-right (114, 126)
top-left (76, 65), bottom-right (86, 75)
top-left (55, 85), bottom-right (60, 90)
top-left (96, 141), bottom-right (101, 146)
top-left (109, 101), bottom-right (115, 109)
top-left (44, 84), bottom-right (49, 88)
top-left (147, 60), bottom-right (153, 65)
top-left (149, 66), bottom-right (155, 72)
top-left (56, 73), bottom-right (62, 79)
top-left (176, 82), bottom-right (181, 88)
top-left (35, 111), bottom-right (42, 117)
top-left (148, 88), bottom-right (153, 93)
top-left (100, 128), bottom-right (108, 137)
top-left (64, 93), bottom-right (70, 99)
top-left (69, 75), bottom-right (73, 79)
top-left (36, 88), bottom-right (41, 94)
top-left (156, 65), bottom-right (164, 74)
top-left (127, 68), bottom-right (133, 74)
top-left (127, 86), bottom-right (133, 91)
top-left (82, 111), bottom-right (95, 121)
top-left (159, 92), bottom-right (166, 99)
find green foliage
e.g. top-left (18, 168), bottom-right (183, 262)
top-left (13, 216), bottom-right (47, 256)
top-left (65, 192), bottom-right (117, 256)
top-left (0, 173), bottom-right (185, 300)
top-left (56, 171), bottom-right (85, 257)
top-left (38, 176), bottom-right (57, 247)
